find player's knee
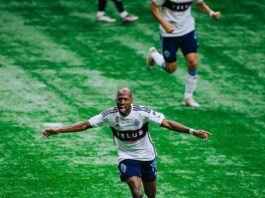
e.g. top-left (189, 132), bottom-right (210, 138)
top-left (165, 62), bottom-right (177, 74)
top-left (187, 58), bottom-right (197, 69)
top-left (131, 186), bottom-right (143, 197)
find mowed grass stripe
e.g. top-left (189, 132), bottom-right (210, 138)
top-left (0, 10), bottom-right (128, 112)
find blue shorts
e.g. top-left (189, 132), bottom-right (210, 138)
top-left (160, 31), bottom-right (199, 63)
top-left (118, 159), bottom-right (157, 182)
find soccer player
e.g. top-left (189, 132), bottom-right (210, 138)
top-left (146, 0), bottom-right (221, 107)
top-left (42, 88), bottom-right (211, 198)
top-left (96, 0), bottom-right (138, 24)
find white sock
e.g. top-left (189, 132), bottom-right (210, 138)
top-left (184, 73), bottom-right (197, 99)
top-left (96, 11), bottom-right (105, 18)
top-left (120, 11), bottom-right (128, 18)
top-left (151, 51), bottom-right (166, 69)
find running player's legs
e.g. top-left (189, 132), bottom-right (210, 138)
top-left (98, 0), bottom-right (107, 11)
top-left (161, 36), bottom-right (178, 73)
top-left (180, 31), bottom-right (200, 106)
top-left (180, 31), bottom-right (199, 71)
top-left (147, 32), bottom-right (198, 73)
top-left (146, 36), bottom-right (177, 73)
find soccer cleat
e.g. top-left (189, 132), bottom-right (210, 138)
top-left (184, 98), bottom-right (200, 107)
top-left (96, 15), bottom-right (116, 23)
top-left (122, 15), bottom-right (139, 25)
top-left (146, 47), bottom-right (157, 70)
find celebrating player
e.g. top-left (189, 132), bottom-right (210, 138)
top-left (146, 0), bottom-right (221, 107)
top-left (42, 88), bottom-right (211, 198)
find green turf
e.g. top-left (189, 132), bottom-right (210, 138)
top-left (0, 0), bottom-right (264, 197)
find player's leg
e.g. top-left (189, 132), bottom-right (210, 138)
top-left (181, 31), bottom-right (200, 107)
top-left (127, 176), bottom-right (144, 198)
top-left (143, 181), bottom-right (156, 198)
top-left (96, 0), bottom-right (116, 23)
top-left (146, 36), bottom-right (177, 74)
top-left (141, 159), bottom-right (157, 198)
top-left (118, 159), bottom-right (144, 198)
top-left (112, 0), bottom-right (138, 24)
top-left (184, 52), bottom-right (200, 107)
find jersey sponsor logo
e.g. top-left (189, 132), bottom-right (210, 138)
top-left (111, 123), bottom-right (149, 142)
top-left (163, 0), bottom-right (192, 12)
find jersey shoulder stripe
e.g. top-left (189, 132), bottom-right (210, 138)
top-left (101, 107), bottom-right (119, 117)
top-left (133, 105), bottom-right (151, 113)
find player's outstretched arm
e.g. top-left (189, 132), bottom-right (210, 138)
top-left (149, 2), bottom-right (174, 33)
top-left (160, 119), bottom-right (211, 140)
top-left (42, 121), bottom-right (92, 138)
top-left (196, 2), bottom-right (221, 20)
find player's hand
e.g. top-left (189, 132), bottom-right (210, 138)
top-left (42, 128), bottom-right (59, 138)
top-left (163, 23), bottom-right (175, 33)
top-left (193, 130), bottom-right (212, 140)
top-left (213, 11), bottom-right (221, 20)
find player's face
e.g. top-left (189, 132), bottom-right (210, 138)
top-left (116, 93), bottom-right (132, 116)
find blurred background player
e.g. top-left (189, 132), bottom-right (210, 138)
top-left (96, 0), bottom-right (138, 24)
top-left (146, 0), bottom-right (221, 107)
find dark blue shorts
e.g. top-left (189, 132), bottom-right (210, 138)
top-left (160, 31), bottom-right (199, 63)
top-left (118, 159), bottom-right (157, 182)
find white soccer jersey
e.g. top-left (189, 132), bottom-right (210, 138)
top-left (153, 0), bottom-right (203, 37)
top-left (88, 104), bottom-right (165, 162)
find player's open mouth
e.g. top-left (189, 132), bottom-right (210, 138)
top-left (118, 105), bottom-right (127, 113)
top-left (118, 105), bottom-right (126, 110)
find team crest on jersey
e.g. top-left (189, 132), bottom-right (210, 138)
top-left (120, 163), bottom-right (127, 173)
top-left (133, 119), bottom-right (140, 127)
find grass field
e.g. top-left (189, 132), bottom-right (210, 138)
top-left (0, 0), bottom-right (264, 197)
